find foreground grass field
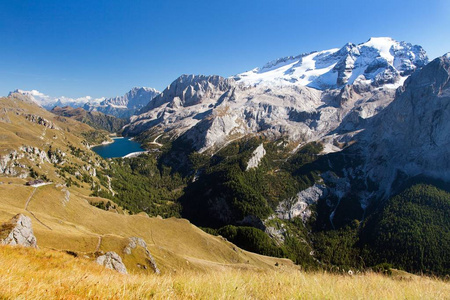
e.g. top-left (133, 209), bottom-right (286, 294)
top-left (0, 246), bottom-right (448, 300)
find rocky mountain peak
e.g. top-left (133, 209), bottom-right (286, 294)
top-left (139, 75), bottom-right (234, 113)
top-left (84, 87), bottom-right (160, 118)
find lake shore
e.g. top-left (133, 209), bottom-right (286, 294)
top-left (89, 139), bottom-right (114, 149)
top-left (91, 137), bottom-right (145, 158)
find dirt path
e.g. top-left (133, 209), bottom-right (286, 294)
top-left (24, 187), bottom-right (37, 210)
top-left (24, 186), bottom-right (53, 230)
top-left (95, 235), bottom-right (103, 252)
top-left (149, 134), bottom-right (163, 147)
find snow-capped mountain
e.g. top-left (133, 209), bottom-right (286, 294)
top-left (10, 89), bottom-right (105, 110)
top-left (124, 38), bottom-right (428, 153)
top-left (84, 87), bottom-right (160, 118)
top-left (234, 37), bottom-right (427, 90)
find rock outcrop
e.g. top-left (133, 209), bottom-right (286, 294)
top-left (0, 214), bottom-right (37, 248)
top-left (123, 237), bottom-right (160, 274)
top-left (96, 251), bottom-right (128, 274)
top-left (246, 144), bottom-right (266, 171)
top-left (0, 146), bottom-right (68, 177)
top-left (24, 114), bottom-right (58, 129)
top-left (276, 184), bottom-right (328, 221)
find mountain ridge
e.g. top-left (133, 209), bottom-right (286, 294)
top-left (234, 37), bottom-right (427, 89)
top-left (124, 37), bottom-right (427, 154)
top-left (51, 106), bottom-right (127, 133)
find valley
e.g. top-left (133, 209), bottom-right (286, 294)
top-left (0, 35), bottom-right (449, 298)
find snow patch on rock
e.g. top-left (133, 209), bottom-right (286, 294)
top-left (235, 37), bottom-right (427, 90)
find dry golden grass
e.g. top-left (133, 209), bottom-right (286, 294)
top-left (0, 246), bottom-right (448, 300)
top-left (0, 96), bottom-right (93, 153)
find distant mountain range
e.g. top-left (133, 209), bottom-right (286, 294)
top-left (83, 87), bottom-right (160, 118)
top-left (11, 87), bottom-right (160, 119)
top-left (10, 89), bottom-right (105, 110)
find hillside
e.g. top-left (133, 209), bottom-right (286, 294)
top-left (0, 181), bottom-right (293, 274)
top-left (0, 93), bottom-right (110, 184)
top-left (51, 106), bottom-right (127, 133)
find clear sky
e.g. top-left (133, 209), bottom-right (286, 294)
top-left (1, 0), bottom-right (449, 98)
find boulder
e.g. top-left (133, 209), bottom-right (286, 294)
top-left (0, 214), bottom-right (37, 248)
top-left (96, 251), bottom-right (127, 274)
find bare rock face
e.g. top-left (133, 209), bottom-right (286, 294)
top-left (24, 114), bottom-right (58, 129)
top-left (96, 251), bottom-right (128, 274)
top-left (319, 54), bottom-right (450, 209)
top-left (348, 54), bottom-right (450, 200)
top-left (123, 38), bottom-right (428, 154)
top-left (246, 144), bottom-right (266, 171)
top-left (0, 214), bottom-right (37, 248)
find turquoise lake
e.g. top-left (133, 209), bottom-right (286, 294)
top-left (92, 137), bottom-right (144, 158)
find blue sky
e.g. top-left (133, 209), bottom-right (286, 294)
top-left (1, 0), bottom-right (449, 98)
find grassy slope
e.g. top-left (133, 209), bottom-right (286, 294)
top-left (0, 95), bottom-right (106, 190)
top-left (0, 245), bottom-right (448, 299)
top-left (0, 96), bottom-right (95, 154)
top-left (51, 106), bottom-right (127, 132)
